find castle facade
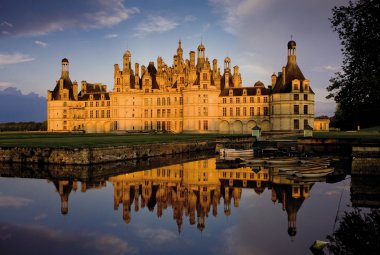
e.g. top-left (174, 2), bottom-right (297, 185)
top-left (47, 40), bottom-right (314, 134)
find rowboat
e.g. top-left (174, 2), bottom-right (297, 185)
top-left (219, 148), bottom-right (253, 159)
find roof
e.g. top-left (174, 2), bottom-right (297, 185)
top-left (219, 87), bottom-right (270, 97)
top-left (51, 77), bottom-right (75, 100)
top-left (79, 93), bottom-right (110, 101)
top-left (272, 62), bottom-right (314, 94)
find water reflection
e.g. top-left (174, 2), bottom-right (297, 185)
top-left (47, 158), bottom-right (335, 238)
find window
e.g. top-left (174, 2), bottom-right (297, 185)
top-left (90, 102), bottom-right (93, 107)
top-left (162, 97), bottom-right (166, 106)
top-left (294, 105), bottom-right (299, 114)
top-left (223, 98), bottom-right (227, 104)
top-left (203, 73), bottom-right (207, 80)
top-left (294, 84), bottom-right (299, 90)
top-left (236, 98), bottom-right (240, 103)
top-left (96, 101), bottom-right (99, 107)
top-left (167, 97), bottom-right (170, 105)
top-left (144, 121), bottom-right (149, 130)
top-left (203, 120), bottom-right (208, 130)
top-left (157, 98), bottom-right (161, 106)
top-left (223, 107), bottom-right (227, 116)
top-left (107, 101), bottom-right (110, 106)
top-left (90, 110), bottom-right (93, 118)
top-left (230, 108), bottom-right (233, 116)
top-left (243, 97), bottom-right (246, 103)
top-left (203, 107), bottom-right (208, 116)
top-left (250, 97), bottom-right (254, 103)
top-left (107, 110), bottom-right (110, 118)
top-left (304, 84), bottom-right (308, 91)
top-left (294, 94), bottom-right (299, 100)
top-left (157, 121), bottom-right (161, 130)
top-left (144, 109), bottom-right (148, 118)
top-left (236, 107), bottom-right (240, 116)
top-left (243, 107), bottom-right (247, 116)
top-left (257, 107), bottom-right (261, 116)
top-left (179, 97), bottom-right (183, 105)
top-left (157, 109), bottom-right (161, 118)
top-left (304, 105), bottom-right (308, 114)
top-left (264, 97), bottom-right (268, 103)
top-left (250, 107), bottom-right (254, 116)
top-left (96, 110), bottom-right (99, 118)
top-left (85, 102), bottom-right (88, 107)
top-left (264, 107), bottom-right (269, 116)
top-left (167, 109), bottom-right (171, 117)
top-left (179, 109), bottom-right (183, 117)
top-left (304, 94), bottom-right (308, 100)
top-left (294, 119), bottom-right (299, 130)
top-left (304, 119), bottom-right (308, 128)
top-left (101, 110), bottom-right (104, 118)
top-left (257, 97), bottom-right (261, 103)
top-left (230, 98), bottom-right (233, 103)
top-left (203, 95), bottom-right (208, 103)
top-left (144, 98), bottom-right (149, 106)
top-left (162, 109), bottom-right (166, 117)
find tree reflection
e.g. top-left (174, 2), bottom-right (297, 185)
top-left (327, 208), bottom-right (380, 255)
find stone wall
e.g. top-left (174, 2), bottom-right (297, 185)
top-left (351, 146), bottom-right (380, 176)
top-left (0, 137), bottom-right (255, 165)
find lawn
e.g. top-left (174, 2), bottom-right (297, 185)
top-left (0, 132), bottom-right (243, 148)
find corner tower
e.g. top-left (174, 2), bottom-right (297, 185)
top-left (270, 40), bottom-right (314, 132)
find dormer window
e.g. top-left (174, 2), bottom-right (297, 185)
top-left (304, 83), bottom-right (309, 91)
top-left (243, 89), bottom-right (247, 96)
top-left (90, 95), bottom-right (93, 100)
top-left (293, 83), bottom-right (299, 91)
top-left (229, 89), bottom-right (233, 96)
top-left (101, 94), bottom-right (104, 100)
top-left (257, 89), bottom-right (261, 95)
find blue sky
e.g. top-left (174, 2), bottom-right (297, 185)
top-left (0, 0), bottom-right (349, 116)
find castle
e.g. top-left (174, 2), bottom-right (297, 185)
top-left (47, 40), bottom-right (314, 133)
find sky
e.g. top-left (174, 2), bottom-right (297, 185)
top-left (0, 0), bottom-right (350, 116)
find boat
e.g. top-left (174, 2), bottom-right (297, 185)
top-left (219, 148), bottom-right (253, 159)
top-left (292, 169), bottom-right (334, 178)
top-left (265, 158), bottom-right (300, 165)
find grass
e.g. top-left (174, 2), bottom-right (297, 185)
top-left (0, 132), bottom-right (245, 148)
top-left (282, 126), bottom-right (380, 141)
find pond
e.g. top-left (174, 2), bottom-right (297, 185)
top-left (0, 155), bottom-right (375, 255)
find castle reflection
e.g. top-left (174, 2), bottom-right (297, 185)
top-left (52, 158), bottom-right (323, 237)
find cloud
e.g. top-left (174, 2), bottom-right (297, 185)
top-left (0, 81), bottom-right (12, 90)
top-left (1, 0), bottom-right (139, 37)
top-left (209, 0), bottom-right (268, 34)
top-left (0, 194), bottom-right (33, 208)
top-left (0, 53), bottom-right (35, 65)
top-left (105, 33), bottom-right (119, 39)
top-left (323, 65), bottom-right (340, 72)
top-left (184, 15), bottom-right (197, 22)
top-left (34, 40), bottom-right (48, 48)
top-left (33, 213), bottom-right (48, 221)
top-left (137, 228), bottom-right (177, 245)
top-left (134, 16), bottom-right (179, 37)
top-left (0, 224), bottom-right (137, 255)
top-left (1, 21), bottom-right (13, 27)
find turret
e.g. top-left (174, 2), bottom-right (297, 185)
top-left (61, 58), bottom-right (69, 79)
top-left (287, 40), bottom-right (297, 64)
top-left (189, 51), bottom-right (195, 67)
top-left (177, 40), bottom-right (183, 59)
top-left (123, 50), bottom-right (131, 70)
top-left (271, 73), bottom-right (277, 87)
top-left (197, 43), bottom-right (205, 68)
top-left (73, 81), bottom-right (78, 100)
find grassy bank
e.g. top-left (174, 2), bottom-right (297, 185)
top-left (0, 132), bottom-right (245, 148)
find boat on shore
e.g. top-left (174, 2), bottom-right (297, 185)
top-left (219, 148), bottom-right (254, 159)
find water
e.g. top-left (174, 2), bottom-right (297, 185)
top-left (0, 156), bottom-right (358, 255)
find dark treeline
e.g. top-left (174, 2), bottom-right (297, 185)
top-left (0, 121), bottom-right (47, 131)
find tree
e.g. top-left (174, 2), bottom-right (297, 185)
top-left (327, 209), bottom-right (380, 255)
top-left (327, 0), bottom-right (380, 129)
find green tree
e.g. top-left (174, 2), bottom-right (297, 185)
top-left (327, 209), bottom-right (380, 255)
top-left (327, 0), bottom-right (380, 129)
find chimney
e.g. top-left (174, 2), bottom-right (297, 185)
top-left (282, 66), bottom-right (286, 86)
